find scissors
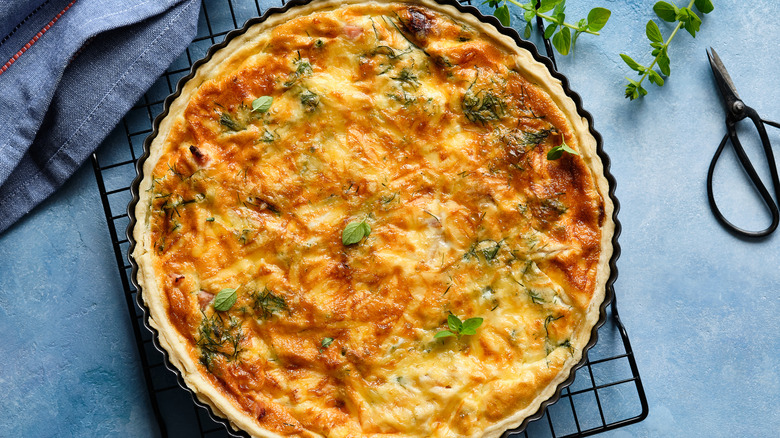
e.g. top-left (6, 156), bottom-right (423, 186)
top-left (706, 47), bottom-right (780, 238)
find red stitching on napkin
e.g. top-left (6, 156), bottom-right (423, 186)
top-left (0, 0), bottom-right (78, 76)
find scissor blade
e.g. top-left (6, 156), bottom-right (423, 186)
top-left (707, 47), bottom-right (741, 108)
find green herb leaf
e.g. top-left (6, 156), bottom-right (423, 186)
top-left (620, 54), bottom-right (645, 73)
top-left (434, 330), bottom-right (456, 339)
top-left (213, 288), bottom-right (238, 311)
top-left (587, 7), bottom-right (611, 32)
top-left (547, 141), bottom-right (579, 160)
top-left (219, 113), bottom-right (244, 132)
top-left (544, 23), bottom-right (558, 39)
top-left (447, 313), bottom-right (463, 332)
top-left (682, 9), bottom-right (702, 37)
top-left (657, 49), bottom-right (671, 76)
top-left (552, 1), bottom-right (566, 23)
top-left (647, 69), bottom-right (665, 86)
top-left (653, 1), bottom-right (677, 22)
top-left (493, 4), bottom-right (510, 27)
top-left (342, 220), bottom-right (371, 246)
top-left (321, 337), bottom-right (334, 349)
top-left (252, 96), bottom-right (273, 113)
top-left (437, 313), bottom-right (483, 339)
top-left (460, 317), bottom-right (484, 335)
top-left (624, 0), bottom-right (712, 100)
top-left (645, 20), bottom-right (663, 43)
top-left (538, 0), bottom-right (562, 14)
top-left (694, 0), bottom-right (714, 14)
top-left (551, 27), bottom-right (571, 56)
top-left (523, 22), bottom-right (532, 39)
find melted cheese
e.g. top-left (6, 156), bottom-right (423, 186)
top-left (134, 2), bottom-right (611, 437)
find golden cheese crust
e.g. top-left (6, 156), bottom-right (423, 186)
top-left (132, 1), bottom-right (614, 437)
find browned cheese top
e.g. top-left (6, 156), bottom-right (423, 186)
top-left (142, 2), bottom-right (606, 437)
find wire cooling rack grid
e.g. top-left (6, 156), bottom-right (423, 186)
top-left (92, 0), bottom-right (648, 436)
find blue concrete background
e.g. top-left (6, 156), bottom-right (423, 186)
top-left (1, 0), bottom-right (779, 436)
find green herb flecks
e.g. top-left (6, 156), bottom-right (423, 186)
top-left (321, 337), bottom-right (334, 351)
top-left (284, 56), bottom-right (314, 88)
top-left (481, 240), bottom-right (501, 261)
top-left (213, 288), bottom-right (238, 311)
top-left (371, 45), bottom-right (413, 60)
top-left (260, 128), bottom-right (276, 143)
top-left (157, 193), bottom-right (202, 220)
top-left (391, 68), bottom-right (420, 90)
top-left (219, 113), bottom-right (245, 132)
top-left (482, 286), bottom-right (500, 311)
top-left (622, 0), bottom-right (714, 100)
top-left (252, 287), bottom-right (288, 319)
top-left (462, 87), bottom-right (506, 124)
top-left (464, 239), bottom-right (502, 263)
top-left (300, 90), bottom-right (320, 112)
top-left (544, 314), bottom-right (563, 337)
top-left (197, 312), bottom-right (245, 371)
top-left (484, 0), bottom-right (610, 56)
top-left (342, 219), bottom-right (371, 246)
top-left (435, 313), bottom-right (484, 339)
top-left (546, 140), bottom-right (579, 160)
top-left (522, 129), bottom-right (553, 147)
top-left (382, 15), bottom-right (431, 57)
top-left (528, 289), bottom-right (545, 304)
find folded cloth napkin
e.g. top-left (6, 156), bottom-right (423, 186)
top-left (0, 0), bottom-right (201, 234)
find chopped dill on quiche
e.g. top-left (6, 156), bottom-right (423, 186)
top-left (251, 287), bottom-right (288, 319)
top-left (197, 312), bottom-right (245, 371)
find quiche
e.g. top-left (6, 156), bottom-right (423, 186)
top-left (131, 0), bottom-right (615, 437)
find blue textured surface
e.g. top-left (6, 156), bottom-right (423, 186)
top-left (1, 0), bottom-right (779, 437)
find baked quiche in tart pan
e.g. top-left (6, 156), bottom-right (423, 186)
top-left (128, 0), bottom-right (619, 436)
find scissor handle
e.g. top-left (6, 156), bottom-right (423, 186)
top-left (707, 108), bottom-right (780, 238)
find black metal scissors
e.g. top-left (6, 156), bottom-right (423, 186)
top-left (706, 47), bottom-right (780, 238)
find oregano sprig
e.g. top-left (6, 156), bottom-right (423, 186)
top-left (621, 0), bottom-right (714, 100)
top-left (435, 314), bottom-right (484, 339)
top-left (484, 0), bottom-right (611, 56)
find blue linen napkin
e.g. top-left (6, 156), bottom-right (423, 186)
top-left (0, 0), bottom-right (201, 234)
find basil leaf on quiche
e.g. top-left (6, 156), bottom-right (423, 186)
top-left (547, 141), bottom-right (580, 160)
top-left (342, 220), bottom-right (371, 246)
top-left (434, 330), bottom-right (455, 339)
top-left (213, 288), bottom-right (238, 311)
top-left (251, 96), bottom-right (273, 113)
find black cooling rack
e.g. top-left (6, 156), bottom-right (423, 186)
top-left (91, 0), bottom-right (648, 436)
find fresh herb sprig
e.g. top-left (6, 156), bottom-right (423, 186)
top-left (547, 139), bottom-right (579, 160)
top-left (435, 314), bottom-right (484, 339)
top-left (485, 0), bottom-right (611, 56)
top-left (621, 0), bottom-right (714, 100)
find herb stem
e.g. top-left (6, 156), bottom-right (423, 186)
top-left (635, 0), bottom-right (692, 89)
top-left (505, 0), bottom-right (601, 36)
